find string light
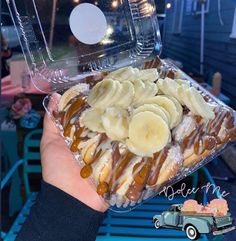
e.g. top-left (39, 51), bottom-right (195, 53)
top-left (166, 3), bottom-right (171, 9)
top-left (73, 0), bottom-right (80, 3)
top-left (112, 0), bottom-right (118, 9)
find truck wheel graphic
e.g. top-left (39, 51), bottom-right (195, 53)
top-left (185, 225), bottom-right (200, 240)
top-left (154, 219), bottom-right (160, 229)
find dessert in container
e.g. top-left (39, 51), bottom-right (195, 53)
top-left (43, 58), bottom-right (236, 211)
top-left (7, 0), bottom-right (236, 211)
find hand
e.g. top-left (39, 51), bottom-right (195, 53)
top-left (40, 94), bottom-right (108, 212)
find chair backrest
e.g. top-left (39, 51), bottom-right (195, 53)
top-left (23, 129), bottom-right (42, 197)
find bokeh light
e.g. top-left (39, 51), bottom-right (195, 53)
top-left (166, 3), bottom-right (171, 9)
top-left (111, 0), bottom-right (118, 9)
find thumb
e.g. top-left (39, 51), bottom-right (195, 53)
top-left (42, 93), bottom-right (61, 140)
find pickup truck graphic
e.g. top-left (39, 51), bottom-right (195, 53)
top-left (153, 204), bottom-right (235, 240)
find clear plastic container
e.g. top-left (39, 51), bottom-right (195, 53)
top-left (8, 0), bottom-right (235, 212)
top-left (7, 0), bottom-right (162, 92)
top-left (43, 59), bottom-right (236, 212)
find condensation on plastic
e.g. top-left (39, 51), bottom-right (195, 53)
top-left (43, 62), bottom-right (236, 212)
top-left (6, 0), bottom-right (162, 93)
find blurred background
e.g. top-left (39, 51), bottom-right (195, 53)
top-left (1, 0), bottom-right (236, 241)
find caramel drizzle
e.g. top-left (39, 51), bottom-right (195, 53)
top-left (192, 124), bottom-right (207, 155)
top-left (64, 94), bottom-right (82, 110)
top-left (81, 148), bottom-right (103, 179)
top-left (63, 96), bottom-right (86, 127)
top-left (93, 134), bottom-right (109, 159)
top-left (70, 124), bottom-right (86, 152)
top-left (84, 134), bottom-right (108, 163)
top-left (133, 158), bottom-right (150, 185)
top-left (204, 107), bottom-right (228, 135)
top-left (193, 138), bottom-right (203, 155)
top-left (225, 111), bottom-right (234, 129)
top-left (226, 127), bottom-right (236, 142)
top-left (144, 56), bottom-right (162, 69)
top-left (75, 123), bottom-right (86, 139)
top-left (166, 69), bottom-right (176, 79)
top-left (96, 142), bottom-right (122, 196)
top-left (80, 135), bottom-right (107, 179)
top-left (194, 115), bottom-right (202, 124)
top-left (207, 108), bottom-right (235, 145)
top-left (220, 111), bottom-right (235, 142)
top-left (187, 129), bottom-right (200, 150)
top-left (111, 142), bottom-right (121, 166)
top-left (193, 132), bottom-right (217, 155)
top-left (53, 111), bottom-right (65, 125)
top-left (181, 128), bottom-right (198, 152)
top-left (181, 107), bottom-right (234, 155)
top-left (204, 135), bottom-right (217, 150)
top-left (147, 148), bottom-right (168, 186)
top-left (126, 158), bottom-right (152, 201)
top-left (97, 182), bottom-right (109, 195)
top-left (109, 152), bottom-right (134, 192)
top-left (64, 123), bottom-right (74, 138)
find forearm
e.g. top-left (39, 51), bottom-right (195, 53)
top-left (16, 181), bottom-right (105, 241)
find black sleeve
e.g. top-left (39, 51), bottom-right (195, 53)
top-left (16, 181), bottom-right (105, 241)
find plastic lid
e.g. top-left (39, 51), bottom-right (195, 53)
top-left (7, 0), bottom-right (162, 92)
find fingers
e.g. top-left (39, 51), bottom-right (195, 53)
top-left (42, 93), bottom-right (61, 139)
top-left (48, 93), bottom-right (61, 113)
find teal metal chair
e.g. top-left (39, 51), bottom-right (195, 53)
top-left (1, 110), bottom-right (23, 216)
top-left (1, 129), bottom-right (42, 241)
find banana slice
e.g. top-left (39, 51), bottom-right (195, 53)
top-left (175, 70), bottom-right (183, 79)
top-left (116, 81), bottom-right (135, 108)
top-left (175, 79), bottom-right (191, 106)
top-left (143, 96), bottom-right (180, 129)
top-left (128, 111), bottom-right (171, 156)
top-left (132, 104), bottom-right (170, 127)
top-left (175, 79), bottom-right (190, 87)
top-left (58, 83), bottom-right (89, 111)
top-left (157, 106), bottom-right (171, 126)
top-left (104, 66), bottom-right (139, 82)
top-left (126, 139), bottom-right (152, 157)
top-left (177, 85), bottom-right (197, 113)
top-left (87, 79), bottom-right (117, 108)
top-left (186, 87), bottom-right (215, 119)
top-left (166, 96), bottom-right (183, 126)
top-left (138, 68), bottom-right (159, 82)
top-left (119, 67), bottom-right (139, 82)
top-left (101, 107), bottom-right (129, 141)
top-left (132, 79), bottom-right (158, 105)
top-left (142, 81), bottom-right (158, 100)
top-left (133, 79), bottom-right (146, 104)
top-left (103, 67), bottom-right (129, 80)
top-left (105, 67), bottom-right (130, 78)
top-left (111, 81), bottom-right (123, 105)
top-left (157, 78), bottom-right (181, 103)
top-left (80, 108), bottom-right (105, 133)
